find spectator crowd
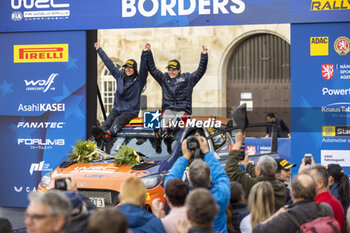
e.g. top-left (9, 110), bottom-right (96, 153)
top-left (4, 131), bottom-right (350, 233)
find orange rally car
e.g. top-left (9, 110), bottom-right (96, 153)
top-left (38, 117), bottom-right (233, 212)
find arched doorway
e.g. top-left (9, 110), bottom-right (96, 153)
top-left (226, 33), bottom-right (290, 136)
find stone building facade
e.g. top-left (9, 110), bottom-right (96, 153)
top-left (96, 24), bottom-right (290, 123)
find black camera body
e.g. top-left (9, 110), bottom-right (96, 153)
top-left (55, 178), bottom-right (68, 191)
top-left (187, 136), bottom-right (199, 150)
top-left (186, 136), bottom-right (203, 160)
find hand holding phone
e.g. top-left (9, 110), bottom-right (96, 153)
top-left (304, 154), bottom-right (312, 165)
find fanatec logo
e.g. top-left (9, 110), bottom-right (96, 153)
top-left (17, 121), bottom-right (65, 128)
top-left (24, 73), bottom-right (58, 92)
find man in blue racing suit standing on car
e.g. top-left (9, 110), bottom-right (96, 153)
top-left (143, 43), bottom-right (208, 138)
top-left (92, 42), bottom-right (149, 151)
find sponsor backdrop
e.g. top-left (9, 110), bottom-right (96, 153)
top-left (291, 22), bottom-right (350, 174)
top-left (1, 0), bottom-right (350, 32)
top-left (0, 31), bottom-right (86, 206)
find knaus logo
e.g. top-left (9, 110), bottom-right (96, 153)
top-left (29, 161), bottom-right (44, 175)
top-left (24, 73), bottom-right (58, 92)
top-left (122, 0), bottom-right (245, 17)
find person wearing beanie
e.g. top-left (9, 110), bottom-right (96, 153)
top-left (144, 43), bottom-right (208, 138)
top-left (64, 191), bottom-right (90, 233)
top-left (92, 42), bottom-right (149, 152)
top-left (327, 163), bottom-right (350, 213)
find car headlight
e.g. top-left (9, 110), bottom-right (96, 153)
top-left (40, 172), bottom-right (52, 188)
top-left (140, 174), bottom-right (163, 189)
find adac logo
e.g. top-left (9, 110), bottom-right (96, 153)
top-left (334, 36), bottom-right (350, 55)
top-left (310, 37), bottom-right (329, 56)
top-left (14, 44), bottom-right (68, 63)
top-left (143, 111), bottom-right (161, 129)
top-left (321, 64), bottom-right (335, 80)
top-left (310, 0), bottom-right (350, 11)
top-left (322, 126), bottom-right (336, 137)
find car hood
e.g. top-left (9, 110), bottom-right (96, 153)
top-left (47, 161), bottom-right (154, 191)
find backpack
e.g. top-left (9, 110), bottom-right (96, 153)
top-left (286, 203), bottom-right (341, 233)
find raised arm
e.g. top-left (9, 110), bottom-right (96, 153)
top-left (145, 44), bottom-right (164, 85)
top-left (94, 41), bottom-right (123, 80)
top-left (225, 132), bottom-right (257, 197)
top-left (138, 43), bottom-right (150, 87)
top-left (164, 139), bottom-right (192, 187)
top-left (190, 45), bottom-right (208, 86)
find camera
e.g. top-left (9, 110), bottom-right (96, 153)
top-left (186, 135), bottom-right (203, 160)
top-left (304, 154), bottom-right (312, 165)
top-left (239, 143), bottom-right (246, 160)
top-left (55, 178), bottom-right (69, 191)
top-left (187, 136), bottom-right (199, 150)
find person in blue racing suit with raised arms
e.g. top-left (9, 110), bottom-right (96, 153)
top-left (143, 43), bottom-right (208, 138)
top-left (92, 42), bottom-right (149, 151)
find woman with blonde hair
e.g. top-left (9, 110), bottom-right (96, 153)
top-left (239, 181), bottom-right (275, 233)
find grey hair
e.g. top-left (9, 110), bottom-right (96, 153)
top-left (257, 156), bottom-right (277, 177)
top-left (28, 190), bottom-right (72, 221)
top-left (189, 159), bottom-right (211, 189)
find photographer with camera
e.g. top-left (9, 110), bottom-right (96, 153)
top-left (55, 177), bottom-right (96, 211)
top-left (53, 177), bottom-right (97, 233)
top-left (164, 135), bottom-right (230, 233)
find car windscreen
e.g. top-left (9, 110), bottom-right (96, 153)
top-left (108, 130), bottom-right (182, 161)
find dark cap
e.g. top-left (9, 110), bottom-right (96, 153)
top-left (275, 159), bottom-right (296, 171)
top-left (326, 164), bottom-right (344, 180)
top-left (123, 59), bottom-right (137, 70)
top-left (166, 59), bottom-right (181, 70)
top-left (64, 191), bottom-right (83, 216)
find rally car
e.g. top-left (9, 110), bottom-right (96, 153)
top-left (38, 116), bottom-right (234, 211)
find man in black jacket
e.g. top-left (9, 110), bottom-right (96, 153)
top-left (144, 43), bottom-right (208, 137)
top-left (253, 174), bottom-right (334, 233)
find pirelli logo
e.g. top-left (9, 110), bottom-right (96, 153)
top-left (310, 0), bottom-right (350, 11)
top-left (14, 44), bottom-right (69, 63)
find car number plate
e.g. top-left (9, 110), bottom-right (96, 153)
top-left (90, 197), bottom-right (105, 207)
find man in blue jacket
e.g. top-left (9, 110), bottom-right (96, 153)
top-left (118, 177), bottom-right (166, 233)
top-left (93, 42), bottom-right (148, 150)
top-left (165, 136), bottom-right (230, 232)
top-left (144, 44), bottom-right (208, 137)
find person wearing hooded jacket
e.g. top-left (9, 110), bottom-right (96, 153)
top-left (143, 43), bottom-right (208, 137)
top-left (93, 42), bottom-right (148, 147)
top-left (118, 177), bottom-right (166, 233)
